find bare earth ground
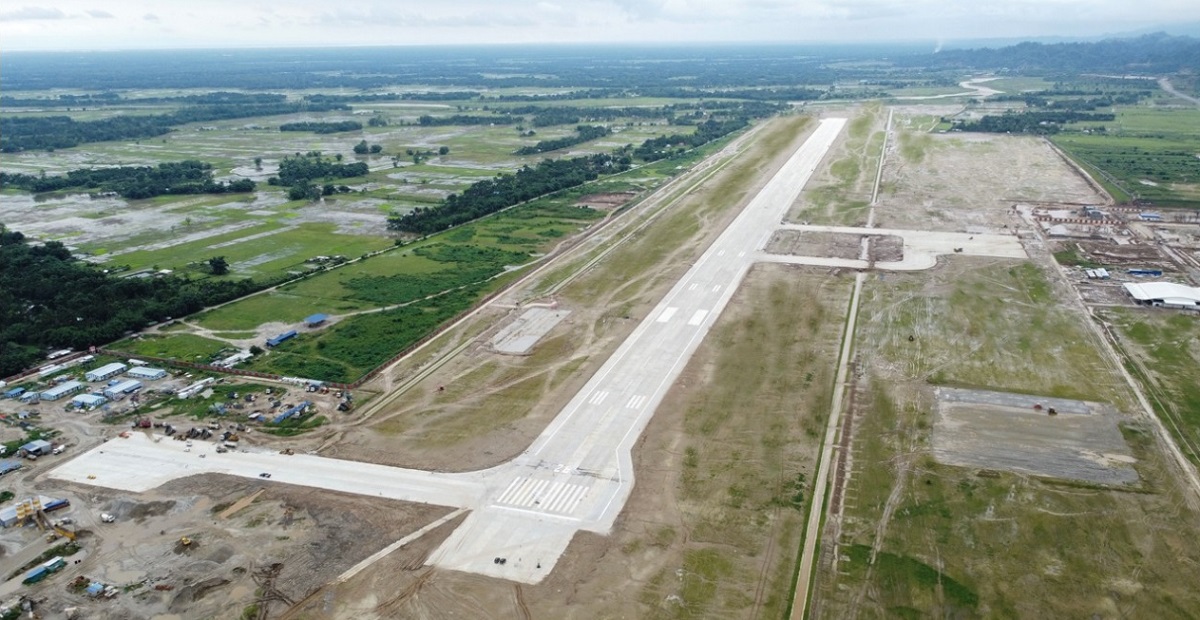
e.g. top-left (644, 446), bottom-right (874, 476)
top-left (875, 132), bottom-right (1104, 232)
top-left (766, 229), bottom-right (903, 261)
top-left (290, 264), bottom-right (850, 619)
top-left (10, 475), bottom-right (446, 620)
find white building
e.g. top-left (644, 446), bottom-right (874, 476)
top-left (126, 367), bottom-right (167, 380)
top-left (102, 379), bottom-right (142, 399)
top-left (71, 393), bottom-right (107, 409)
top-left (86, 362), bottom-right (128, 382)
top-left (1123, 282), bottom-right (1200, 310)
top-left (41, 381), bottom-right (84, 401)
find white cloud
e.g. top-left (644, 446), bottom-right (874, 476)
top-left (0, 6), bottom-right (66, 21)
top-left (0, 0), bottom-right (1197, 50)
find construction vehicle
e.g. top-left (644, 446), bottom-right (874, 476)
top-left (179, 536), bottom-right (193, 547)
top-left (279, 448), bottom-right (294, 455)
top-left (47, 525), bottom-right (77, 542)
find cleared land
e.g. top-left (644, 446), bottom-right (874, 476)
top-left (809, 122), bottom-right (1200, 617)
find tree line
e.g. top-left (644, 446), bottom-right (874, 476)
top-left (417, 114), bottom-right (519, 126)
top-left (0, 101), bottom-right (349, 152)
top-left (0, 91), bottom-right (286, 108)
top-left (633, 118), bottom-right (748, 161)
top-left (279, 120), bottom-right (363, 133)
top-left (514, 125), bottom-right (611, 155)
top-left (0, 226), bottom-right (268, 377)
top-left (0, 161), bottom-right (254, 199)
top-left (955, 111), bottom-right (1116, 135)
top-left (387, 153), bottom-right (630, 235)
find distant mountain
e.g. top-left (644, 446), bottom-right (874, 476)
top-left (905, 33), bottom-right (1200, 74)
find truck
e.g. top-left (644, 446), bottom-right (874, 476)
top-left (100, 513), bottom-right (115, 523)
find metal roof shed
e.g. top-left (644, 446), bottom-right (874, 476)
top-left (304, 313), bottom-right (329, 326)
top-left (71, 393), bottom-right (107, 408)
top-left (86, 362), bottom-right (128, 382)
top-left (126, 367), bottom-right (167, 380)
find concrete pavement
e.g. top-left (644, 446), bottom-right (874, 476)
top-left (47, 117), bottom-right (1029, 588)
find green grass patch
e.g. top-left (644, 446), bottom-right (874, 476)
top-left (112, 333), bottom-right (232, 362)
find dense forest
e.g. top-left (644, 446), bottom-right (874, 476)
top-left (0, 161), bottom-right (254, 199)
top-left (514, 125), bottom-right (611, 155)
top-left (387, 153), bottom-right (630, 235)
top-left (279, 120), bottom-right (363, 133)
top-left (0, 226), bottom-right (265, 377)
top-left (0, 101), bottom-right (349, 152)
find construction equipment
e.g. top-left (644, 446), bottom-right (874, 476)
top-left (279, 448), bottom-right (294, 455)
top-left (179, 536), bottom-right (193, 547)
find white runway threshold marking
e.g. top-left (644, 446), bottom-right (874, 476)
top-left (47, 118), bottom-right (850, 586)
top-left (657, 307), bottom-right (679, 323)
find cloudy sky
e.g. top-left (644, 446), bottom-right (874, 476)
top-left (1, 0), bottom-right (1195, 51)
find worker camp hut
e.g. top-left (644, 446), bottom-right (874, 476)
top-left (102, 379), bottom-right (142, 400)
top-left (85, 362), bottom-right (127, 382)
top-left (126, 366), bottom-right (167, 380)
top-left (40, 380), bottom-right (83, 401)
top-left (4, 387), bottom-right (25, 399)
top-left (71, 393), bottom-right (107, 409)
top-left (0, 460), bottom-right (22, 477)
top-left (304, 313), bottom-right (329, 327)
top-left (21, 439), bottom-right (53, 456)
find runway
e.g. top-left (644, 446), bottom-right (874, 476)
top-left (50, 118), bottom-right (855, 584)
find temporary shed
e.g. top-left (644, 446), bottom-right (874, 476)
top-left (1124, 282), bottom-right (1200, 310)
top-left (4, 387), bottom-right (25, 399)
top-left (266, 330), bottom-right (298, 347)
top-left (0, 460), bottom-right (22, 476)
top-left (126, 366), bottom-right (167, 380)
top-left (304, 313), bottom-right (329, 327)
top-left (86, 362), bottom-right (128, 382)
top-left (21, 439), bottom-right (53, 456)
top-left (40, 380), bottom-right (83, 401)
top-left (71, 393), bottom-right (107, 408)
top-left (103, 379), bottom-right (142, 399)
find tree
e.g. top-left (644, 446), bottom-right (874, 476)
top-left (438, 146), bottom-right (450, 156)
top-left (208, 256), bottom-right (229, 275)
top-left (253, 157), bottom-right (263, 171)
top-left (369, 144), bottom-right (383, 154)
top-left (353, 140), bottom-right (369, 155)
top-left (249, 345), bottom-right (264, 355)
top-left (368, 116), bottom-right (388, 127)
top-left (335, 153), bottom-right (343, 162)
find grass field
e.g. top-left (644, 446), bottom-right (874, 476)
top-left (1052, 107), bottom-right (1200, 207)
top-left (1100, 308), bottom-right (1200, 465)
top-left (789, 105), bottom-right (883, 226)
top-left (814, 258), bottom-right (1200, 617)
top-left (630, 265), bottom-right (850, 619)
top-left (114, 333), bottom-right (232, 362)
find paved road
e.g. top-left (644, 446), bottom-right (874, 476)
top-left (50, 119), bottom-right (850, 585)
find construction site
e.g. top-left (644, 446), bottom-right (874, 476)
top-left (3, 104), bottom-right (1200, 620)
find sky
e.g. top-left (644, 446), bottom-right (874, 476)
top-left (1, 0), bottom-right (1197, 51)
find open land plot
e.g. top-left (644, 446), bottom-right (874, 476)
top-left (4, 474), bottom-right (449, 620)
top-left (294, 264), bottom-right (850, 620)
top-left (876, 126), bottom-right (1107, 232)
top-left (810, 257), bottom-right (1200, 618)
top-left (788, 105), bottom-right (885, 226)
top-left (1099, 307), bottom-right (1200, 465)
